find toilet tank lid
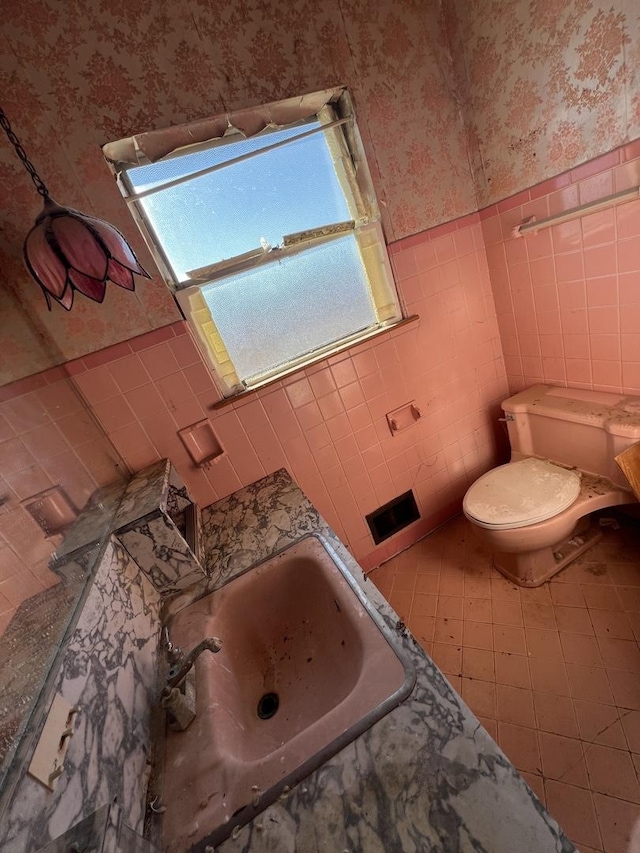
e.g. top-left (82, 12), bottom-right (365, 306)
top-left (502, 384), bottom-right (640, 438)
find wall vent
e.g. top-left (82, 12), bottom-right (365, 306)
top-left (366, 490), bottom-right (420, 545)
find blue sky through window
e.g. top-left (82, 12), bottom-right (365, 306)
top-left (128, 122), bottom-right (352, 281)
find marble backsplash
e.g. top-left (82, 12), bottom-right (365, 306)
top-left (0, 538), bottom-right (162, 852)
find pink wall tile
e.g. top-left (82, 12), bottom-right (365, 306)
top-left (108, 355), bottom-right (152, 392)
top-left (109, 422), bottom-right (159, 470)
top-left (0, 214), bottom-right (499, 576)
top-left (169, 333), bottom-right (202, 367)
top-left (308, 369), bottom-right (336, 398)
top-left (138, 344), bottom-right (181, 380)
top-left (585, 246), bottom-right (618, 283)
top-left (4, 464), bottom-right (52, 501)
top-left (618, 238), bottom-right (640, 274)
top-left (21, 423), bottom-right (70, 462)
top-left (582, 209), bottom-right (616, 247)
top-left (485, 149), bottom-right (640, 398)
top-left (74, 366), bottom-right (120, 405)
top-left (285, 377), bottom-right (315, 408)
top-left (170, 398), bottom-right (207, 430)
top-left (92, 397), bottom-right (137, 432)
top-left (330, 359), bottom-right (358, 388)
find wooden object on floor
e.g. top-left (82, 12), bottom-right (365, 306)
top-left (615, 441), bottom-right (640, 501)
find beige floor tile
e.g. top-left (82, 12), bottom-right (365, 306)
top-left (431, 642), bottom-right (462, 676)
top-left (608, 669), bottom-right (640, 711)
top-left (560, 632), bottom-right (604, 667)
top-left (608, 563), bottom-right (640, 586)
top-left (490, 576), bottom-right (521, 601)
top-left (496, 684), bottom-right (536, 727)
top-left (492, 599), bottom-right (524, 626)
top-left (392, 570), bottom-right (418, 593)
top-left (520, 584), bottom-right (553, 606)
top-left (628, 612), bottom-right (640, 643)
top-left (621, 710), bottom-right (640, 752)
top-left (617, 586), bottom-right (640, 612)
top-left (434, 616), bottom-right (463, 645)
top-left (412, 592), bottom-right (438, 617)
top-left (594, 792), bottom-right (640, 853)
top-left (461, 677), bottom-right (496, 719)
top-left (566, 662), bottom-right (615, 705)
top-left (550, 583), bottom-right (586, 607)
top-left (574, 700), bottom-right (627, 749)
top-left (462, 647), bottom-right (495, 681)
top-left (582, 584), bottom-right (623, 611)
top-left (554, 605), bottom-right (594, 634)
top-left (498, 721), bottom-right (541, 774)
top-left (388, 590), bottom-right (413, 620)
top-left (533, 692), bottom-right (579, 738)
top-left (437, 594), bottom-right (463, 619)
top-left (585, 744), bottom-right (640, 803)
top-left (463, 619), bottom-right (493, 650)
top-left (383, 513), bottom-right (640, 853)
top-left (416, 556), bottom-right (441, 575)
top-left (597, 637), bottom-right (640, 672)
top-left (523, 602), bottom-right (557, 629)
top-left (526, 628), bottom-right (563, 660)
top-left (495, 651), bottom-right (531, 689)
top-left (493, 624), bottom-right (527, 655)
top-left (415, 574), bottom-right (439, 595)
top-left (539, 731), bottom-right (589, 788)
top-left (558, 561), bottom-right (612, 586)
top-left (464, 575), bottom-right (492, 598)
top-left (529, 657), bottom-right (571, 696)
top-left (439, 572), bottom-right (464, 596)
top-left (463, 597), bottom-right (493, 623)
top-left (590, 608), bottom-right (634, 640)
top-left (545, 781), bottom-right (602, 849)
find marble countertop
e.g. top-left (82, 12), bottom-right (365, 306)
top-left (164, 469), bottom-right (575, 853)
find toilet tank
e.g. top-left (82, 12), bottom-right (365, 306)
top-left (503, 385), bottom-right (640, 488)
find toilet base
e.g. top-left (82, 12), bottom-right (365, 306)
top-left (492, 519), bottom-right (602, 587)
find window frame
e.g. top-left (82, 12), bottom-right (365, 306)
top-left (106, 90), bottom-right (407, 400)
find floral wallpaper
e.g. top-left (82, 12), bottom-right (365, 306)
top-left (447, 0), bottom-right (640, 206)
top-left (0, 0), bottom-right (475, 383)
top-left (3, 0), bottom-right (640, 384)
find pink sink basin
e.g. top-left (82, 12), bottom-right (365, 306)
top-left (162, 534), bottom-right (414, 851)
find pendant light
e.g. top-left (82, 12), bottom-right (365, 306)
top-left (1, 107), bottom-right (150, 311)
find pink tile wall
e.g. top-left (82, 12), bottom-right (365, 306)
top-left (483, 141), bottom-right (640, 394)
top-left (0, 374), bottom-right (126, 633)
top-left (67, 223), bottom-right (508, 571)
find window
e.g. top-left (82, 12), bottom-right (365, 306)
top-left (105, 89), bottom-right (403, 399)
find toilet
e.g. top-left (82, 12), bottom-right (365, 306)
top-left (463, 385), bottom-right (640, 587)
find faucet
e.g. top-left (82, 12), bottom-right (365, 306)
top-left (161, 636), bottom-right (222, 732)
top-left (165, 637), bottom-right (223, 690)
top-left (163, 626), bottom-right (183, 665)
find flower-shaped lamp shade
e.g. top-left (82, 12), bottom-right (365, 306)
top-left (23, 197), bottom-right (150, 310)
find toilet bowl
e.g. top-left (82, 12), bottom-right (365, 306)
top-left (463, 385), bottom-right (640, 587)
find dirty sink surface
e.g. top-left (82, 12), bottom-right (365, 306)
top-left (162, 534), bottom-right (414, 851)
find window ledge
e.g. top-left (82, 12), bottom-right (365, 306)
top-left (209, 314), bottom-right (420, 411)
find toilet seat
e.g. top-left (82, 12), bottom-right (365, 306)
top-left (463, 458), bottom-right (582, 530)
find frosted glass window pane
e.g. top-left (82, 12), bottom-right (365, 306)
top-left (128, 122), bottom-right (352, 281)
top-left (202, 235), bottom-right (376, 382)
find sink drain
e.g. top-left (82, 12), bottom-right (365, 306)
top-left (257, 692), bottom-right (279, 720)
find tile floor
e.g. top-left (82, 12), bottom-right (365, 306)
top-left (369, 512), bottom-right (640, 853)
